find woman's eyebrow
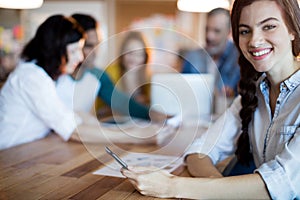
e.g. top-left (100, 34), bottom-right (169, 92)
top-left (257, 17), bottom-right (279, 26)
top-left (238, 24), bottom-right (249, 29)
top-left (238, 17), bottom-right (279, 28)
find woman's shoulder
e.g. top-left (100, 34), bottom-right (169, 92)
top-left (104, 63), bottom-right (122, 83)
top-left (13, 61), bottom-right (52, 84)
top-left (17, 61), bottom-right (46, 75)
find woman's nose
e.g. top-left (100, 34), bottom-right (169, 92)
top-left (249, 30), bottom-right (263, 48)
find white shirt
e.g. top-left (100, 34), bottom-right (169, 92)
top-left (56, 70), bottom-right (101, 112)
top-left (0, 62), bottom-right (79, 150)
top-left (185, 71), bottom-right (300, 199)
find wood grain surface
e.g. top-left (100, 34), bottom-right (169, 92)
top-left (0, 134), bottom-right (187, 200)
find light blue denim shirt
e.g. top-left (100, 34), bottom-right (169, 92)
top-left (185, 70), bottom-right (300, 199)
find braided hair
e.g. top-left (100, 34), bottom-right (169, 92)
top-left (236, 54), bottom-right (262, 165)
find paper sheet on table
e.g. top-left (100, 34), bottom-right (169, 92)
top-left (93, 153), bottom-right (183, 178)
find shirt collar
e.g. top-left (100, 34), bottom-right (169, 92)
top-left (259, 69), bottom-right (300, 91)
top-left (284, 69), bottom-right (300, 90)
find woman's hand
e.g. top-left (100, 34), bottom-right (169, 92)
top-left (149, 109), bottom-right (170, 124)
top-left (121, 166), bottom-right (177, 198)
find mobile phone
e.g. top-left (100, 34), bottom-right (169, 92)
top-left (105, 147), bottom-right (128, 170)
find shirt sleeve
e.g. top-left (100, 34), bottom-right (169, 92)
top-left (255, 128), bottom-right (300, 199)
top-left (97, 69), bottom-right (150, 119)
top-left (184, 96), bottom-right (242, 164)
top-left (22, 71), bottom-right (79, 141)
top-left (181, 56), bottom-right (193, 73)
top-left (219, 44), bottom-right (240, 96)
top-left (181, 50), bottom-right (208, 74)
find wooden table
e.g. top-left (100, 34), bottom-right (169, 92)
top-left (0, 133), bottom-right (188, 200)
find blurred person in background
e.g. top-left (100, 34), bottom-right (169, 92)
top-left (182, 8), bottom-right (240, 98)
top-left (0, 15), bottom-right (168, 150)
top-left (0, 50), bottom-right (19, 88)
top-left (106, 31), bottom-right (151, 105)
top-left (56, 13), bottom-right (168, 122)
top-left (0, 15), bottom-right (86, 150)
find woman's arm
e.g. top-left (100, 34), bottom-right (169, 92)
top-left (121, 167), bottom-right (270, 199)
top-left (69, 111), bottom-right (165, 144)
top-left (97, 69), bottom-right (169, 123)
top-left (174, 173), bottom-right (270, 199)
top-left (186, 153), bottom-right (223, 178)
top-left (70, 124), bottom-right (147, 144)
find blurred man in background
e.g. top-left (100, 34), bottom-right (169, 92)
top-left (181, 8), bottom-right (240, 98)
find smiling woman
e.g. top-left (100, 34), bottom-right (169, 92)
top-left (121, 0), bottom-right (300, 199)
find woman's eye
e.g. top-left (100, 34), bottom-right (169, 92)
top-left (239, 29), bottom-right (249, 35)
top-left (263, 24), bottom-right (276, 30)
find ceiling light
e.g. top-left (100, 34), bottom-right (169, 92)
top-left (177, 0), bottom-right (230, 13)
top-left (0, 0), bottom-right (43, 9)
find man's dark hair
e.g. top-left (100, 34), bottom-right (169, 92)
top-left (71, 13), bottom-right (97, 31)
top-left (208, 7), bottom-right (231, 29)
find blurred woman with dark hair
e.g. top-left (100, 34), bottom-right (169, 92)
top-left (0, 15), bottom-right (85, 150)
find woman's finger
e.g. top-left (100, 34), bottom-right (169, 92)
top-left (120, 167), bottom-right (134, 178)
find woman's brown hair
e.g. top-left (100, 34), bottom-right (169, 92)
top-left (231, 0), bottom-right (300, 165)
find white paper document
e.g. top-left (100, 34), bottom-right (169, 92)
top-left (93, 153), bottom-right (183, 178)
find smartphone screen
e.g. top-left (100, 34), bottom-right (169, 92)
top-left (105, 147), bottom-right (128, 170)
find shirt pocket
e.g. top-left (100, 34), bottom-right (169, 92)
top-left (266, 126), bottom-right (297, 159)
top-left (277, 125), bottom-right (298, 144)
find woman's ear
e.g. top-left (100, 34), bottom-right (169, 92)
top-left (289, 32), bottom-right (295, 41)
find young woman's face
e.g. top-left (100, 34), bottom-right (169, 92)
top-left (63, 39), bottom-right (85, 74)
top-left (238, 1), bottom-right (295, 74)
top-left (122, 39), bottom-right (146, 70)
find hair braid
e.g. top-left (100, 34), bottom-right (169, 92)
top-left (235, 55), bottom-right (262, 165)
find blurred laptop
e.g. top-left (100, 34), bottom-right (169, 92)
top-left (151, 73), bottom-right (214, 122)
